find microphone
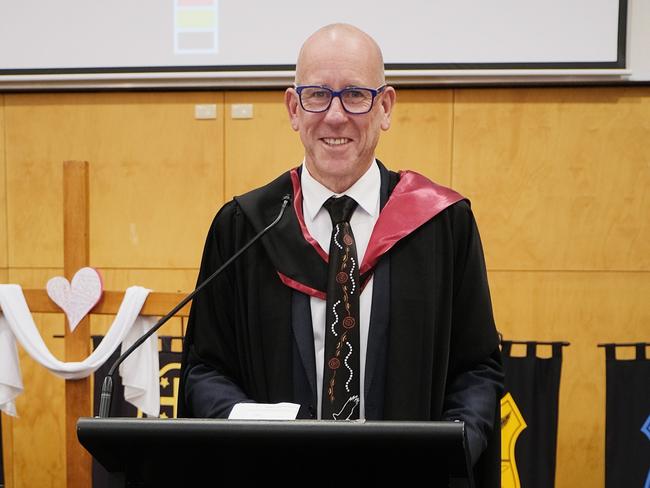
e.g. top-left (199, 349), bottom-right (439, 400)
top-left (98, 194), bottom-right (292, 418)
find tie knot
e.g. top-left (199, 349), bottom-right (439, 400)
top-left (323, 195), bottom-right (358, 224)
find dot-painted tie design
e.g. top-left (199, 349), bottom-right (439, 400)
top-left (322, 195), bottom-right (360, 420)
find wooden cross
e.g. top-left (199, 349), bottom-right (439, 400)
top-left (13, 161), bottom-right (190, 488)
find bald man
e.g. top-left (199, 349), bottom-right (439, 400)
top-left (179, 23), bottom-right (502, 481)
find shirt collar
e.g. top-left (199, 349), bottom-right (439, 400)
top-left (301, 160), bottom-right (380, 222)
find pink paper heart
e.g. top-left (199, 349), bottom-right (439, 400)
top-left (46, 267), bottom-right (103, 332)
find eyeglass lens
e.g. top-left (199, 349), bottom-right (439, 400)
top-left (300, 87), bottom-right (374, 113)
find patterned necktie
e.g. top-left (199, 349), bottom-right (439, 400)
top-left (321, 195), bottom-right (360, 420)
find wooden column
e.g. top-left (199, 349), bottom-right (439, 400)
top-left (63, 161), bottom-right (91, 488)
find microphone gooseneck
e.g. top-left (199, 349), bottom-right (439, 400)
top-left (97, 194), bottom-right (292, 418)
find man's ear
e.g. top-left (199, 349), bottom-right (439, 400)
top-left (285, 88), bottom-right (300, 131)
top-left (379, 86), bottom-right (396, 131)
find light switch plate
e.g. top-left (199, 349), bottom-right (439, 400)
top-left (231, 103), bottom-right (254, 119)
top-left (194, 104), bottom-right (217, 119)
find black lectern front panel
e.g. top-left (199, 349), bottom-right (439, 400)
top-left (78, 418), bottom-right (473, 487)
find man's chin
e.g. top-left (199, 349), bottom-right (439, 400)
top-left (315, 159), bottom-right (356, 175)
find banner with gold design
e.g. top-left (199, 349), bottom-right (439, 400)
top-left (501, 341), bottom-right (566, 488)
top-left (603, 343), bottom-right (650, 488)
top-left (501, 392), bottom-right (526, 488)
top-left (155, 336), bottom-right (182, 419)
top-left (91, 335), bottom-right (182, 488)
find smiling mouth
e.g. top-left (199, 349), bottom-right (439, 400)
top-left (321, 137), bottom-right (352, 146)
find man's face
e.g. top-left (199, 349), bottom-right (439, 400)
top-left (285, 32), bottom-right (395, 192)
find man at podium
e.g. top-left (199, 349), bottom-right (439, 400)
top-left (179, 22), bottom-right (503, 476)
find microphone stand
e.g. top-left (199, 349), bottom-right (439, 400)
top-left (98, 195), bottom-right (291, 418)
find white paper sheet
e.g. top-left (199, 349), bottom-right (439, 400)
top-left (228, 402), bottom-right (300, 420)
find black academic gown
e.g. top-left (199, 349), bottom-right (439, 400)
top-left (179, 161), bottom-right (503, 485)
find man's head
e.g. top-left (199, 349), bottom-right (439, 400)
top-left (285, 24), bottom-right (396, 193)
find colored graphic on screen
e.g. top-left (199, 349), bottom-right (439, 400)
top-left (174, 0), bottom-right (218, 54)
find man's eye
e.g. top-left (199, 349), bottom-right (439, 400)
top-left (346, 90), bottom-right (364, 98)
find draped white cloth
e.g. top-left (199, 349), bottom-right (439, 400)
top-left (0, 284), bottom-right (161, 417)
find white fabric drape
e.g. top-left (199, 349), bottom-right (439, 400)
top-left (0, 284), bottom-right (161, 417)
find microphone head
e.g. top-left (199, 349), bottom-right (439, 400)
top-left (282, 194), bottom-right (292, 204)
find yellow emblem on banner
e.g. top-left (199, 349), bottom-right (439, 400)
top-left (501, 392), bottom-right (527, 488)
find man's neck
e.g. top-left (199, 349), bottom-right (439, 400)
top-left (304, 160), bottom-right (374, 194)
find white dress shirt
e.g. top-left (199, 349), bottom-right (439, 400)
top-left (300, 160), bottom-right (381, 419)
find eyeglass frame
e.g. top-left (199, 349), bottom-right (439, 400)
top-left (294, 84), bottom-right (387, 114)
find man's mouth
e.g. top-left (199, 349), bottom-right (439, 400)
top-left (321, 137), bottom-right (352, 146)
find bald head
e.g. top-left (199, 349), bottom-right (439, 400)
top-left (295, 23), bottom-right (385, 87)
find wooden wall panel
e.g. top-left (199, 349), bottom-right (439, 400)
top-left (13, 316), bottom-right (65, 488)
top-left (0, 95), bottom-right (6, 270)
top-left (491, 271), bottom-right (650, 342)
top-left (377, 89), bottom-right (453, 185)
top-left (6, 267), bottom-right (63, 291)
top-left (5, 92), bottom-right (224, 269)
top-left (97, 267), bottom-right (198, 294)
top-left (490, 270), bottom-right (650, 488)
top-left (5, 97), bottom-right (64, 267)
top-left (7, 268), bottom-right (66, 488)
top-left (224, 91), bottom-right (303, 200)
top-left (453, 87), bottom-right (650, 271)
top-left (0, 268), bottom-right (11, 488)
top-left (89, 92), bottom-right (224, 269)
top-left (3, 86), bottom-right (649, 488)
top-left (13, 314), bottom-right (66, 488)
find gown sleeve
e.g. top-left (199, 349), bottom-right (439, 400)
top-left (179, 202), bottom-right (255, 418)
top-left (443, 202), bottom-right (504, 466)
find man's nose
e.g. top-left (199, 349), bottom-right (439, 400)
top-left (324, 95), bottom-right (347, 122)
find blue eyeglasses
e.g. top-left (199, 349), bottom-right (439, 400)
top-left (295, 85), bottom-right (386, 114)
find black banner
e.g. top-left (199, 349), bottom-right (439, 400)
top-left (91, 335), bottom-right (182, 487)
top-left (501, 341), bottom-right (566, 488)
top-left (156, 336), bottom-right (183, 420)
top-left (604, 343), bottom-right (650, 488)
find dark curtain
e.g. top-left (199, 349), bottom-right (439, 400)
top-left (604, 343), bottom-right (650, 488)
top-left (91, 335), bottom-right (182, 488)
top-left (501, 341), bottom-right (565, 488)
